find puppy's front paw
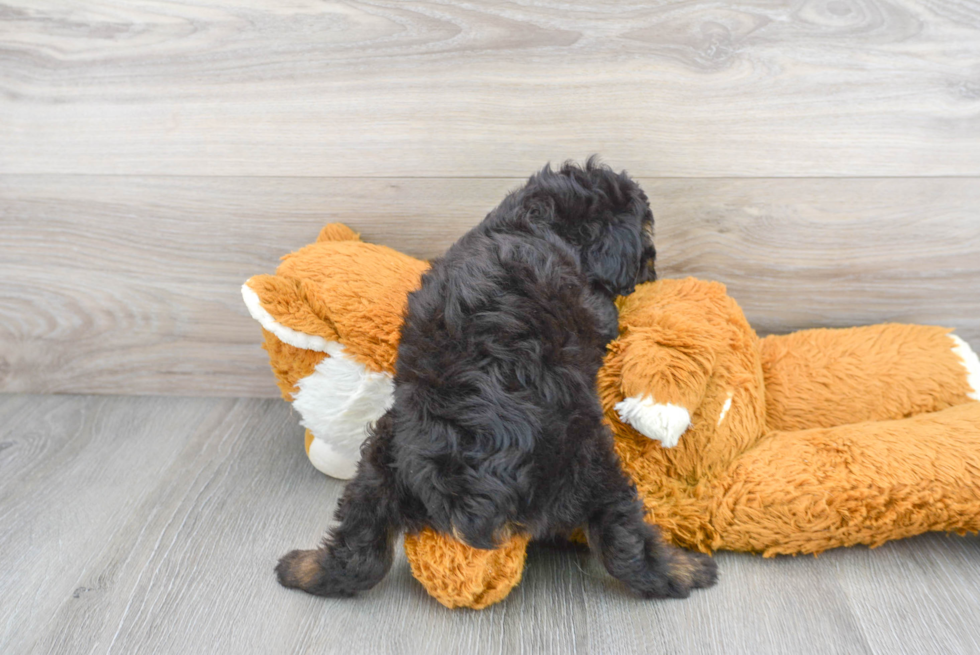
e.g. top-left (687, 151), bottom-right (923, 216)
top-left (614, 396), bottom-right (690, 448)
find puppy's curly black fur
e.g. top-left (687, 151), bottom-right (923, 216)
top-left (277, 158), bottom-right (717, 600)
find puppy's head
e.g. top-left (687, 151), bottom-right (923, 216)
top-left (522, 156), bottom-right (656, 297)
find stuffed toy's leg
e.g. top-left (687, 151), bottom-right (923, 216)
top-left (404, 529), bottom-right (531, 609)
top-left (606, 278), bottom-right (751, 450)
top-left (761, 324), bottom-right (979, 432)
top-left (712, 401), bottom-right (980, 556)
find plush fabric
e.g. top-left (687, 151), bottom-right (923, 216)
top-left (601, 279), bottom-right (980, 558)
top-left (243, 224), bottom-right (428, 477)
top-left (244, 224), bottom-right (980, 608)
top-left (404, 529), bottom-right (531, 610)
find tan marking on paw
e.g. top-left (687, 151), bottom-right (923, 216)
top-left (281, 550), bottom-right (322, 589)
top-left (667, 552), bottom-right (701, 586)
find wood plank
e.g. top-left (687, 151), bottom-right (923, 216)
top-left (3, 394), bottom-right (979, 654)
top-left (23, 396), bottom-right (318, 655)
top-left (2, 175), bottom-right (978, 397)
top-left (0, 394), bottom-right (231, 654)
top-left (2, 1), bottom-right (980, 177)
top-left (837, 533), bottom-right (980, 654)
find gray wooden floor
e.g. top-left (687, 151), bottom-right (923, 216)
top-left (2, 394), bottom-right (979, 655)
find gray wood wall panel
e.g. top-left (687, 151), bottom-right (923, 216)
top-left (2, 1), bottom-right (980, 177)
top-left (2, 175), bottom-right (977, 397)
top-left (2, 394), bottom-right (978, 654)
top-left (2, 0), bottom-right (978, 397)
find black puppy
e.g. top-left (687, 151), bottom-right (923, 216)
top-left (277, 158), bottom-right (717, 599)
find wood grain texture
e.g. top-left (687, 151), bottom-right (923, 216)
top-left (1, 394), bottom-right (978, 654)
top-left (2, 1), bottom-right (980, 177)
top-left (2, 174), bottom-right (977, 397)
top-left (0, 394), bottom-right (227, 654)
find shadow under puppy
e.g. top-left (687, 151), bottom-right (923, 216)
top-left (277, 158), bottom-right (718, 600)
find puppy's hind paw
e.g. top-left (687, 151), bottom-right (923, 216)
top-left (276, 548), bottom-right (345, 596)
top-left (665, 549), bottom-right (718, 596)
top-left (630, 548), bottom-right (718, 599)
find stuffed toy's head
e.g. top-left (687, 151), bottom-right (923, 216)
top-left (242, 224), bottom-right (427, 478)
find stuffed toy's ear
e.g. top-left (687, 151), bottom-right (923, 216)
top-left (317, 223), bottom-right (361, 243)
top-left (273, 239), bottom-right (430, 373)
top-left (242, 274), bottom-right (340, 349)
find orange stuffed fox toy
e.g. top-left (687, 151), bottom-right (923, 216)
top-left (244, 224), bottom-right (980, 609)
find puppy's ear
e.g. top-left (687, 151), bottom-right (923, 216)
top-left (583, 220), bottom-right (641, 297)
